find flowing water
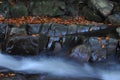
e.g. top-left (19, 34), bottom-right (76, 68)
top-left (0, 52), bottom-right (120, 80)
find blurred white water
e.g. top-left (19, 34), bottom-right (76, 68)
top-left (0, 53), bottom-right (120, 80)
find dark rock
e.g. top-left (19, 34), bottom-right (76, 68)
top-left (30, 1), bottom-right (65, 16)
top-left (116, 27), bottom-right (120, 36)
top-left (25, 74), bottom-right (45, 80)
top-left (40, 23), bottom-right (68, 37)
top-left (40, 23), bottom-right (52, 35)
top-left (0, 23), bottom-right (7, 43)
top-left (9, 4), bottom-right (28, 18)
top-left (81, 6), bottom-right (103, 22)
top-left (38, 34), bottom-right (49, 51)
top-left (70, 37), bottom-right (118, 62)
top-left (77, 24), bottom-right (114, 37)
top-left (9, 25), bottom-right (27, 36)
top-left (6, 36), bottom-right (40, 56)
top-left (70, 45), bottom-right (91, 62)
top-left (112, 2), bottom-right (120, 14)
top-left (6, 24), bottom-right (49, 55)
top-left (78, 3), bottom-right (86, 15)
top-left (26, 24), bottom-right (42, 35)
top-left (44, 77), bottom-right (101, 80)
top-left (91, 49), bottom-right (107, 61)
top-left (63, 35), bottom-right (83, 48)
top-left (107, 13), bottom-right (120, 26)
top-left (116, 41), bottom-right (120, 60)
top-left (65, 0), bottom-right (80, 16)
top-left (47, 23), bottom-right (68, 36)
top-left (110, 0), bottom-right (120, 3)
top-left (88, 37), bottom-right (118, 53)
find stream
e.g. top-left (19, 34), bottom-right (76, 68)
top-left (0, 52), bottom-right (120, 80)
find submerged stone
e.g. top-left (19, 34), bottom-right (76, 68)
top-left (70, 45), bottom-right (91, 62)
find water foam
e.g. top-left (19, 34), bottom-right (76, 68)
top-left (0, 53), bottom-right (120, 80)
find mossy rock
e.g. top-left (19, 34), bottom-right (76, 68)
top-left (30, 0), bottom-right (65, 16)
top-left (9, 4), bottom-right (28, 18)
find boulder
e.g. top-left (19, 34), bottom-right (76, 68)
top-left (88, 0), bottom-right (114, 17)
top-left (70, 45), bottom-right (91, 62)
top-left (70, 37), bottom-right (118, 62)
top-left (6, 24), bottom-right (49, 55)
top-left (116, 27), bottom-right (120, 36)
top-left (87, 37), bottom-right (118, 55)
top-left (91, 49), bottom-right (107, 61)
top-left (81, 6), bottom-right (103, 22)
top-left (65, 0), bottom-right (80, 16)
top-left (112, 1), bottom-right (120, 14)
top-left (30, 0), bottom-right (65, 16)
top-left (107, 13), bottom-right (120, 26)
top-left (9, 3), bottom-right (28, 18)
top-left (6, 36), bottom-right (40, 56)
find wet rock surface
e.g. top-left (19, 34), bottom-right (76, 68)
top-left (6, 36), bottom-right (39, 56)
top-left (70, 45), bottom-right (91, 62)
top-left (0, 23), bottom-right (118, 56)
top-left (27, 23), bottom-right (113, 37)
top-left (70, 37), bottom-right (118, 62)
top-left (88, 37), bottom-right (118, 61)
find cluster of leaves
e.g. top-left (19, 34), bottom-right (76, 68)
top-left (0, 73), bottom-right (15, 78)
top-left (0, 16), bottom-right (105, 26)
